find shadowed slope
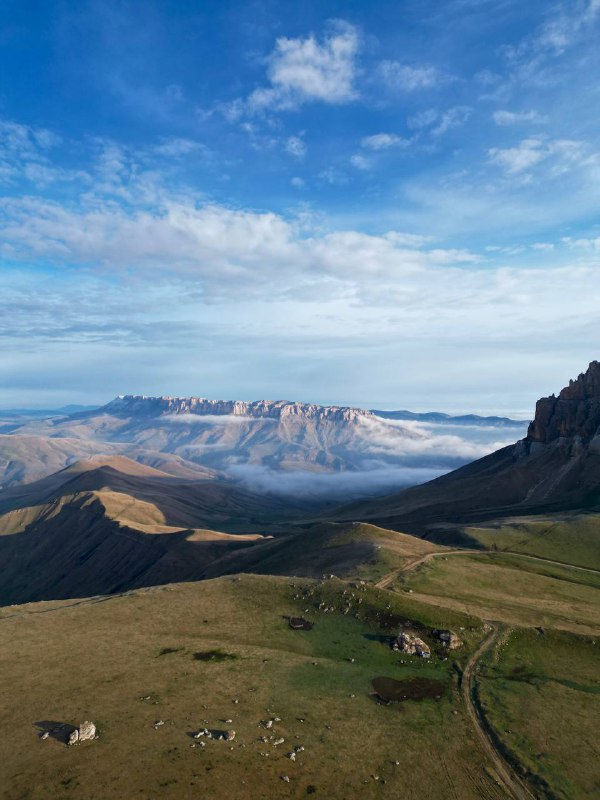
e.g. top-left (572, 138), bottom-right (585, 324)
top-left (333, 362), bottom-right (600, 536)
top-left (0, 456), bottom-right (307, 605)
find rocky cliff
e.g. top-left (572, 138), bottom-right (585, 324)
top-left (103, 395), bottom-right (375, 424)
top-left (527, 361), bottom-right (600, 445)
top-left (334, 360), bottom-right (600, 529)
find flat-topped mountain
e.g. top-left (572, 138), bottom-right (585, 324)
top-left (102, 395), bottom-right (374, 423)
top-left (0, 395), bottom-right (523, 497)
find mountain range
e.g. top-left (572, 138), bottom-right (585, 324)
top-left (0, 361), bottom-right (597, 606)
top-left (0, 395), bottom-right (526, 494)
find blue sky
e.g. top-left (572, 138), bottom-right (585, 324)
top-left (0, 0), bottom-right (599, 413)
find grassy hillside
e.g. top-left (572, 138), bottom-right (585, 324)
top-left (0, 575), bottom-right (505, 800)
top-left (391, 552), bottom-right (600, 635)
top-left (203, 522), bottom-right (443, 583)
top-left (477, 628), bottom-right (600, 799)
top-left (458, 512), bottom-right (600, 570)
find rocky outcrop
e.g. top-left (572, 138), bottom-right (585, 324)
top-left (103, 395), bottom-right (374, 424)
top-left (393, 630), bottom-right (431, 658)
top-left (527, 361), bottom-right (600, 445)
top-left (67, 721), bottom-right (96, 745)
top-left (433, 629), bottom-right (462, 649)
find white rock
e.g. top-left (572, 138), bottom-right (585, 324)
top-left (78, 721), bottom-right (96, 742)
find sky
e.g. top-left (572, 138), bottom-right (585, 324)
top-left (0, 0), bottom-right (599, 414)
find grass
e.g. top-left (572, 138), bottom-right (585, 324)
top-left (477, 628), bottom-right (600, 799)
top-left (460, 512), bottom-right (600, 570)
top-left (0, 574), bottom-right (505, 800)
top-left (396, 552), bottom-right (600, 634)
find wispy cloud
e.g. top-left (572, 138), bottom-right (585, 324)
top-left (378, 62), bottom-right (442, 91)
top-left (285, 135), bottom-right (307, 158)
top-left (406, 107), bottom-right (471, 136)
top-left (493, 110), bottom-right (547, 126)
top-left (488, 137), bottom-right (587, 175)
top-left (360, 133), bottom-right (409, 150)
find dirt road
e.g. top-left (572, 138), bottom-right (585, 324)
top-left (461, 627), bottom-right (535, 800)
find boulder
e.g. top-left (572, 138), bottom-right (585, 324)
top-left (393, 630), bottom-right (431, 658)
top-left (78, 721), bottom-right (96, 742)
top-left (433, 629), bottom-right (462, 649)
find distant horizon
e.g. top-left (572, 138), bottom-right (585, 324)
top-left (0, 393), bottom-right (534, 420)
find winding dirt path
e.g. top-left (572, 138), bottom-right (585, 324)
top-left (374, 548), bottom-right (478, 589)
top-left (373, 547), bottom-right (556, 798)
top-left (461, 627), bottom-right (535, 800)
top-left (374, 546), bottom-right (600, 590)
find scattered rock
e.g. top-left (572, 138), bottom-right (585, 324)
top-left (273, 737), bottom-right (285, 746)
top-left (154, 720), bottom-right (165, 729)
top-left (281, 775), bottom-right (290, 783)
top-left (225, 730), bottom-right (236, 742)
top-left (67, 729), bottom-right (79, 746)
top-left (40, 731), bottom-right (49, 740)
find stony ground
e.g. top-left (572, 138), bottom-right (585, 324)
top-left (0, 575), bottom-right (505, 800)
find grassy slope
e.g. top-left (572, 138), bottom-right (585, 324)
top-left (477, 628), bottom-right (600, 799)
top-left (460, 512), bottom-right (600, 570)
top-left (0, 575), bottom-right (505, 800)
top-left (203, 522), bottom-right (443, 584)
top-left (391, 553), bottom-right (600, 635)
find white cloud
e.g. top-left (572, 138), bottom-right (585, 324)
top-left (360, 133), bottom-right (409, 150)
top-left (235, 21), bottom-right (359, 115)
top-left (349, 153), bottom-right (370, 170)
top-left (493, 110), bottom-right (547, 126)
top-left (502, 1), bottom-right (600, 72)
top-left (407, 109), bottom-right (438, 130)
top-left (378, 61), bottom-right (441, 90)
top-left (152, 138), bottom-right (207, 157)
top-left (318, 166), bottom-right (348, 185)
top-left (406, 107), bottom-right (471, 136)
top-left (285, 135), bottom-right (306, 158)
top-left (431, 106), bottom-right (471, 137)
top-left (161, 413), bottom-right (258, 425)
top-left (488, 137), bottom-right (586, 175)
top-left (291, 176), bottom-right (305, 188)
top-left (562, 235), bottom-right (600, 251)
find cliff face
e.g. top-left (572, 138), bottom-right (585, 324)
top-left (102, 395), bottom-right (374, 424)
top-left (527, 361), bottom-right (600, 445)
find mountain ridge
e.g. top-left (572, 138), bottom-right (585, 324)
top-left (100, 395), bottom-right (375, 423)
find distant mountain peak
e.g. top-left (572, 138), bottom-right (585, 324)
top-left (103, 395), bottom-right (375, 423)
top-left (527, 361), bottom-right (600, 445)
